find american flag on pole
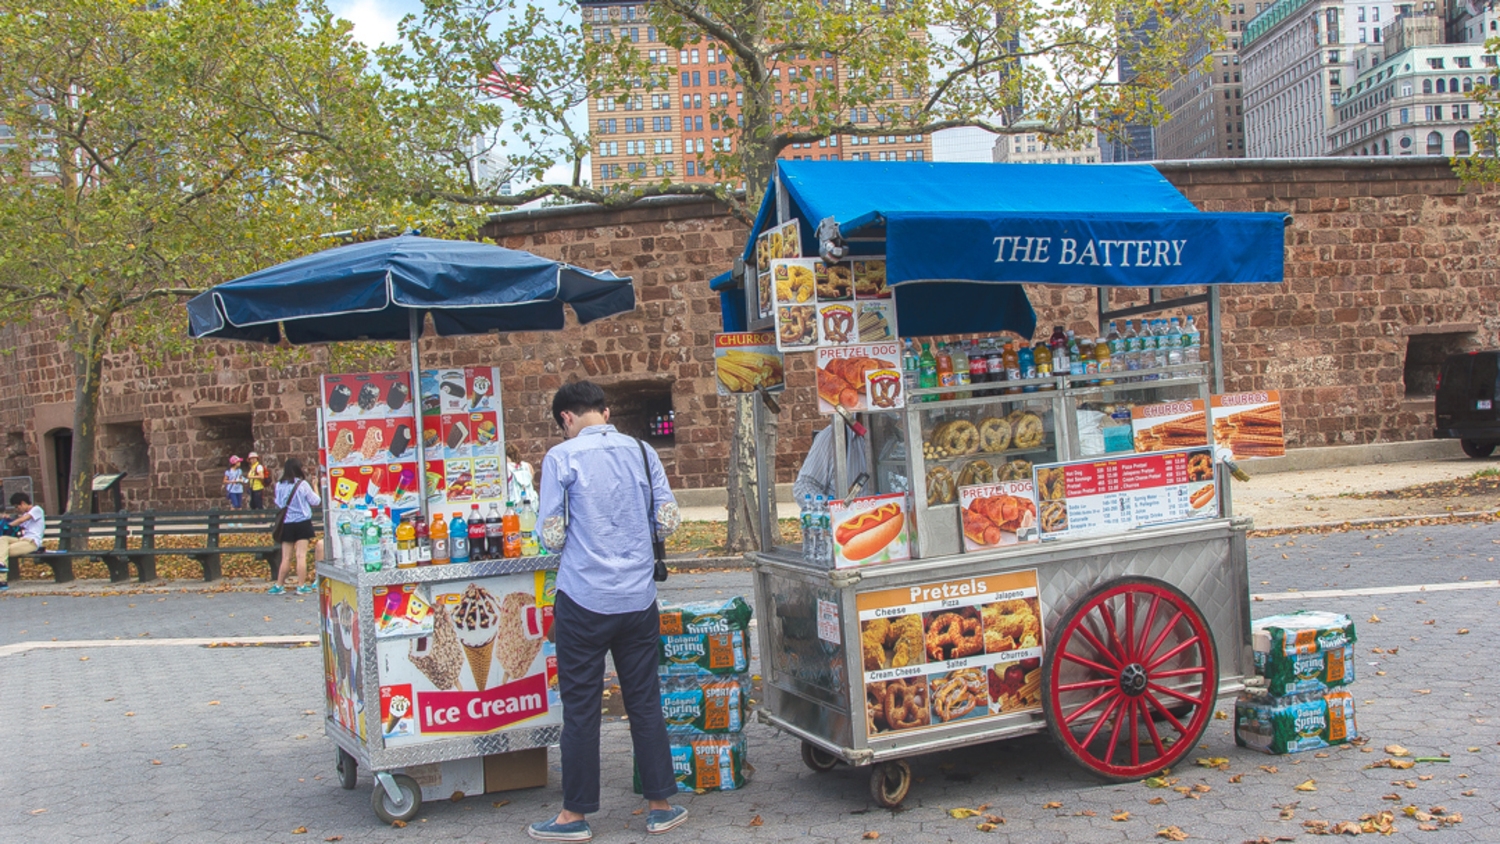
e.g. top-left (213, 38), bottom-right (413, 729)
top-left (480, 63), bottom-right (531, 99)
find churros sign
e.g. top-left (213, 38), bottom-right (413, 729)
top-left (1131, 399), bottom-right (1208, 453)
top-left (1211, 391), bottom-right (1286, 459)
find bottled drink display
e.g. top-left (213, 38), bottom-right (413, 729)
top-left (395, 512), bottom-right (416, 568)
top-left (902, 339), bottom-right (920, 399)
top-left (468, 504), bottom-right (486, 561)
top-left (502, 501), bottom-right (522, 559)
top-left (484, 502), bottom-right (503, 561)
top-left (450, 511), bottom-right (471, 564)
top-left (518, 496), bottom-right (539, 556)
top-left (431, 512), bottom-right (450, 564)
top-left (918, 342), bottom-right (938, 400)
top-left (414, 513), bottom-right (432, 564)
top-left (362, 507), bottom-right (383, 571)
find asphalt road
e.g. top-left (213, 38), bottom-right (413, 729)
top-left (3, 524), bottom-right (1497, 843)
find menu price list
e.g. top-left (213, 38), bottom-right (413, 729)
top-left (1036, 448), bottom-right (1215, 540)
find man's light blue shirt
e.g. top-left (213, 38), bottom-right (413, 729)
top-left (538, 424), bottom-right (677, 615)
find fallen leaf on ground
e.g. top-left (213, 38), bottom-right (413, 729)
top-left (982, 814), bottom-right (1004, 824)
top-left (749, 816), bottom-right (763, 827)
top-left (1462, 790), bottom-right (1477, 797)
top-left (1259, 765), bottom-right (1279, 774)
top-left (1276, 801), bottom-right (1300, 820)
top-left (1457, 628), bottom-right (1470, 634)
top-left (631, 808), bottom-right (644, 815)
top-left (124, 712), bottom-right (135, 717)
top-left (291, 827), bottom-right (307, 835)
top-left (150, 759), bottom-right (161, 766)
top-left (1369, 615), bottom-right (1381, 623)
top-left (1294, 780), bottom-right (1317, 792)
top-left (862, 833), bottom-right (879, 840)
top-left (1074, 810), bottom-right (1097, 817)
top-left (1196, 757), bottom-right (1229, 769)
top-left (208, 701), bottom-right (220, 706)
top-left (1112, 811), bottom-right (1131, 821)
top-left (1157, 826), bottom-right (1189, 841)
top-left (323, 837), bottom-right (343, 842)
top-left (976, 822), bottom-right (1000, 832)
top-left (1229, 774), bottom-right (1244, 783)
top-left (492, 800), bottom-right (510, 808)
top-left (1148, 797), bottom-right (1166, 805)
top-left (29, 809), bottom-right (46, 815)
top-left (948, 808), bottom-right (981, 819)
top-left (1386, 744), bottom-right (1411, 757)
top-left (390, 820), bottom-right (406, 828)
top-left (1214, 710), bottom-right (1228, 720)
top-left (1414, 689), bottom-right (1431, 695)
top-left (1042, 801), bottom-right (1062, 809)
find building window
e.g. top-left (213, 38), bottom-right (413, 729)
top-left (1404, 332), bottom-right (1476, 398)
top-left (1400, 107), bottom-right (1410, 123)
top-left (1423, 79), bottom-right (1433, 94)
top-left (1428, 58), bottom-right (1445, 70)
top-left (1455, 130), bottom-right (1471, 155)
top-left (1427, 131), bottom-right (1443, 154)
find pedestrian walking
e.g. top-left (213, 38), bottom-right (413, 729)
top-left (527, 380), bottom-right (686, 842)
top-left (246, 452), bottom-right (269, 510)
top-left (1, 492), bottom-right (46, 589)
top-left (269, 457), bottom-right (321, 595)
top-left (223, 455), bottom-right (246, 509)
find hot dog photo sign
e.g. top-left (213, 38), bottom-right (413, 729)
top-left (828, 492), bottom-right (911, 569)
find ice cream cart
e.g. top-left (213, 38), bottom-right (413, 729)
top-left (186, 234), bottom-right (636, 821)
top-left (714, 161), bottom-right (1288, 806)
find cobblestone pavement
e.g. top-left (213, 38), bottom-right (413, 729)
top-left (3, 525), bottom-right (1498, 843)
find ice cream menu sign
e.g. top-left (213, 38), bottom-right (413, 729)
top-left (1033, 447), bottom-right (1218, 540)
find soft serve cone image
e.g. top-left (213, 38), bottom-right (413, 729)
top-left (384, 694), bottom-right (410, 734)
top-left (452, 583), bottom-right (501, 689)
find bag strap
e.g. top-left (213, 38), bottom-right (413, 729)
top-left (637, 438), bottom-right (656, 540)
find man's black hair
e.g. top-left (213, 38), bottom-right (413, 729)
top-left (552, 380), bottom-right (608, 429)
top-left (10, 491), bottom-right (32, 506)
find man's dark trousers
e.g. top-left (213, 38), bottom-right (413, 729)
top-left (554, 589), bottom-right (676, 813)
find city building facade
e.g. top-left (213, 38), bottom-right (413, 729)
top-left (1242, 0), bottom-right (1400, 157)
top-left (1328, 15), bottom-right (1498, 156)
top-left (1155, 6), bottom-right (1255, 160)
top-left (580, 1), bottom-right (931, 190)
top-left (992, 126), bottom-right (1101, 163)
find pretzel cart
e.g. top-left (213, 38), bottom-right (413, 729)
top-left (713, 161), bottom-right (1288, 806)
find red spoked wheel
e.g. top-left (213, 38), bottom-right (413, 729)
top-left (1043, 577), bottom-right (1218, 782)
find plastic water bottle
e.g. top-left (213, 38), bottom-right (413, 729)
top-left (816, 496), bottom-right (833, 565)
top-left (336, 505), bottom-right (355, 565)
top-left (361, 507), bottom-right (383, 572)
top-left (450, 511), bottom-right (470, 564)
top-left (1184, 315), bottom-right (1202, 364)
top-left (901, 339), bottom-right (919, 401)
top-left (1166, 317), bottom-right (1183, 373)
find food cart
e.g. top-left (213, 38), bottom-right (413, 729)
top-left (713, 161), bottom-right (1287, 806)
top-left (186, 235), bottom-right (636, 822)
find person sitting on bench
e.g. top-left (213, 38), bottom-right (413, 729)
top-left (1, 492), bottom-right (46, 588)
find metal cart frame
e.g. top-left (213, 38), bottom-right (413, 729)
top-left (320, 556), bottom-right (558, 821)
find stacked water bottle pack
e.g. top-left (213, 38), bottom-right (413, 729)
top-left (1234, 611), bottom-right (1359, 755)
top-left (634, 597), bottom-right (755, 793)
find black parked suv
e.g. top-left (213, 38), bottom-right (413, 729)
top-left (1434, 351), bottom-right (1500, 457)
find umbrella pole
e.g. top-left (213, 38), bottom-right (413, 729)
top-left (409, 309), bottom-right (429, 523)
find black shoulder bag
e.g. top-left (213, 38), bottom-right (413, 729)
top-left (638, 439), bottom-right (668, 582)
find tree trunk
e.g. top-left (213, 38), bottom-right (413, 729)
top-left (723, 394), bottom-right (759, 553)
top-left (67, 318), bottom-right (109, 545)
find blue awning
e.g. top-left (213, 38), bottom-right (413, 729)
top-left (725, 161), bottom-right (1286, 337)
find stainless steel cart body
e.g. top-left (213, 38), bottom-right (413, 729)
top-left (319, 556), bottom-right (559, 821)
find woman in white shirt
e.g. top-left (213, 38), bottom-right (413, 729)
top-left (506, 442), bottom-right (536, 504)
top-left (270, 457), bottom-right (322, 595)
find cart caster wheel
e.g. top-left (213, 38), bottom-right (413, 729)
top-left (801, 741), bottom-right (840, 773)
top-left (371, 773), bottom-right (422, 824)
top-left (1043, 576), bottom-right (1218, 783)
top-left (336, 748), bottom-right (357, 790)
top-left (869, 760), bottom-right (911, 808)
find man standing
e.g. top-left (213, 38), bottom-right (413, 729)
top-left (529, 380), bottom-right (687, 842)
top-left (246, 452), bottom-right (268, 510)
top-left (1, 492), bottom-right (46, 589)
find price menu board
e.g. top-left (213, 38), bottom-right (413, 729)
top-left (1033, 448), bottom-right (1218, 540)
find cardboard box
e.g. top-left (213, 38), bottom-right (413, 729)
top-left (483, 747), bottom-right (549, 793)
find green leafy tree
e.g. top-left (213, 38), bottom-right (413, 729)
top-left (1455, 35), bottom-right (1500, 184)
top-left (0, 0), bottom-right (427, 518)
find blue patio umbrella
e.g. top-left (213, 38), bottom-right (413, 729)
top-left (186, 234), bottom-right (636, 514)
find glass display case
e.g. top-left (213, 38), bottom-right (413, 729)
top-left (856, 362), bottom-right (1214, 560)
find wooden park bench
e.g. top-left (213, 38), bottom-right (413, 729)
top-left (8, 508), bottom-right (324, 585)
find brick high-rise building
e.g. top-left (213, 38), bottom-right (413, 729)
top-left (1154, 5), bottom-right (1256, 159)
top-left (580, 1), bottom-right (932, 189)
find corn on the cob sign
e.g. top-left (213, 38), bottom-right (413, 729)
top-left (713, 333), bottom-right (786, 396)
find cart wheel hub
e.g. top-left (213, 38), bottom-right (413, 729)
top-left (1119, 663), bottom-right (1148, 696)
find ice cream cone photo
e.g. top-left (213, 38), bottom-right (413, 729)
top-left (452, 583), bottom-right (500, 690)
